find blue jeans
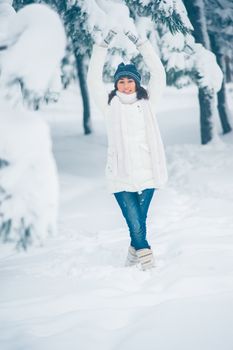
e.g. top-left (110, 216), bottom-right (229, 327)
top-left (114, 188), bottom-right (155, 250)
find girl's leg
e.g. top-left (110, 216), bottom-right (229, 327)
top-left (113, 191), bottom-right (150, 250)
top-left (137, 188), bottom-right (155, 223)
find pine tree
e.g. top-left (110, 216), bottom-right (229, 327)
top-left (0, 3), bottom-right (63, 249)
top-left (184, 0), bottom-right (231, 144)
top-left (158, 29), bottom-right (195, 89)
top-left (183, 0), bottom-right (217, 144)
top-left (126, 0), bottom-right (222, 144)
top-left (123, 0), bottom-right (195, 89)
top-left (125, 0), bottom-right (192, 34)
top-left (13, 0), bottom-right (93, 135)
top-left (204, 0), bottom-right (232, 134)
top-left (63, 1), bottom-right (93, 135)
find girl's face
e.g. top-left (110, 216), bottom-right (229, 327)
top-left (116, 77), bottom-right (136, 94)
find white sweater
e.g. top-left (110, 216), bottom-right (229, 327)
top-left (87, 40), bottom-right (167, 194)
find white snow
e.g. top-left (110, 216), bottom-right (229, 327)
top-left (174, 0), bottom-right (193, 31)
top-left (0, 2), bottom-right (15, 38)
top-left (0, 4), bottom-right (65, 247)
top-left (0, 106), bottom-right (59, 247)
top-left (0, 0), bottom-right (13, 4)
top-left (160, 31), bottom-right (195, 86)
top-left (193, 43), bottom-right (223, 92)
top-left (0, 83), bottom-right (233, 349)
top-left (0, 4), bottom-right (66, 96)
top-left (157, 0), bottom-right (193, 32)
top-left (85, 0), bottom-right (135, 35)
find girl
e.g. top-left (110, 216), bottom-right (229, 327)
top-left (87, 29), bottom-right (168, 270)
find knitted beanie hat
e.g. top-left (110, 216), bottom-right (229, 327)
top-left (114, 62), bottom-right (141, 86)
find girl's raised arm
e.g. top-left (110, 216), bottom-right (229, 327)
top-left (87, 29), bottom-right (117, 115)
top-left (124, 31), bottom-right (166, 111)
top-left (137, 40), bottom-right (166, 111)
top-left (87, 44), bottom-right (109, 115)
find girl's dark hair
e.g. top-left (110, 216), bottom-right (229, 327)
top-left (108, 79), bottom-right (149, 105)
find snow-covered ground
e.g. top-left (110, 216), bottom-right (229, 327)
top-left (1, 84), bottom-right (233, 350)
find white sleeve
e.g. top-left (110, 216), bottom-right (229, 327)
top-left (87, 44), bottom-right (109, 115)
top-left (137, 40), bottom-right (166, 111)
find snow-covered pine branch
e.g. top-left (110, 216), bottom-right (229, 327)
top-left (0, 3), bottom-right (66, 109)
top-left (0, 3), bottom-right (66, 249)
top-left (0, 1), bottom-right (16, 39)
top-left (204, 0), bottom-right (233, 134)
top-left (125, 0), bottom-right (193, 35)
top-left (159, 30), bottom-right (195, 88)
top-left (159, 27), bottom-right (223, 91)
top-left (0, 110), bottom-right (59, 249)
top-left (193, 43), bottom-right (223, 92)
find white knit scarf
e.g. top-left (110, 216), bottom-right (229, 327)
top-left (110, 92), bottom-right (168, 186)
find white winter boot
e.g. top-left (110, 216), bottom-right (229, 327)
top-left (125, 245), bottom-right (138, 266)
top-left (136, 248), bottom-right (155, 271)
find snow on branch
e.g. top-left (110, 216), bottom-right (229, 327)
top-left (0, 4), bottom-right (63, 249)
top-left (0, 110), bottom-right (59, 249)
top-left (125, 0), bottom-right (193, 35)
top-left (0, 3), bottom-right (66, 108)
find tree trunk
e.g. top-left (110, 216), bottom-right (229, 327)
top-left (183, 0), bottom-right (210, 48)
top-left (183, 0), bottom-right (215, 144)
top-left (198, 88), bottom-right (215, 144)
top-left (209, 34), bottom-right (232, 134)
top-left (75, 53), bottom-right (92, 135)
top-left (225, 55), bottom-right (233, 83)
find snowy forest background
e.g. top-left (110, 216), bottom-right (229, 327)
top-left (0, 0), bottom-right (233, 349)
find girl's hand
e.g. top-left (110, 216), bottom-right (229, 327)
top-left (93, 26), bottom-right (118, 48)
top-left (124, 30), bottom-right (146, 47)
top-left (102, 28), bottom-right (118, 47)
